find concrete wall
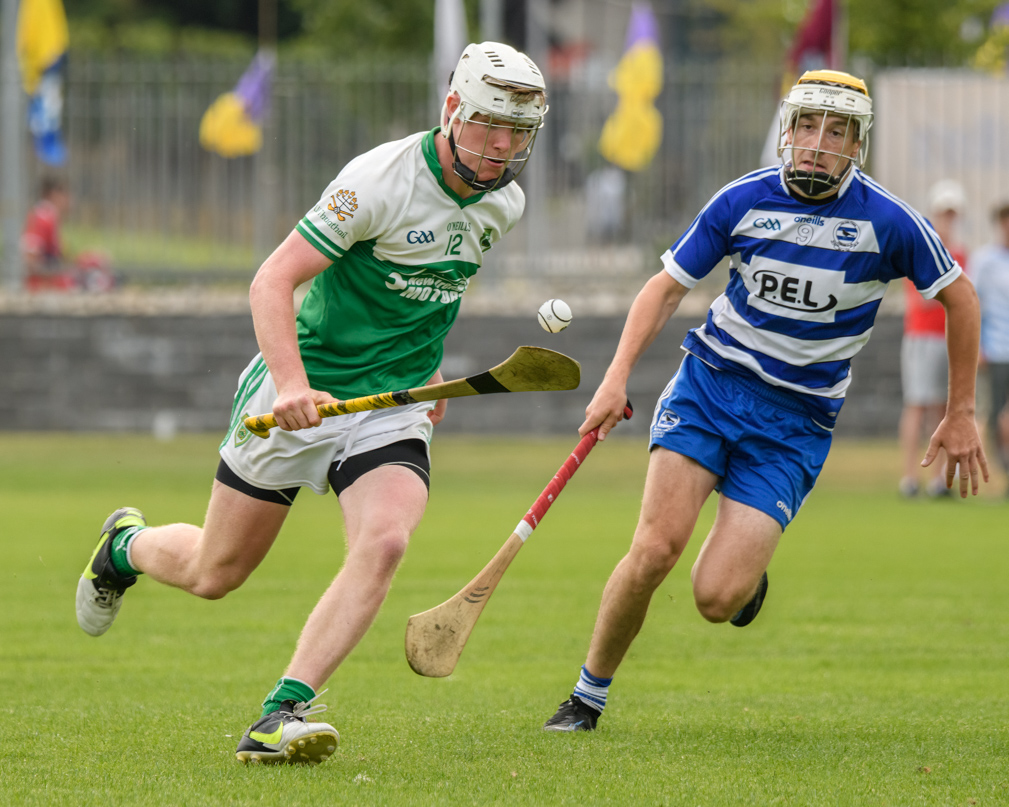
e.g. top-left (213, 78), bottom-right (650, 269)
top-left (0, 311), bottom-right (903, 439)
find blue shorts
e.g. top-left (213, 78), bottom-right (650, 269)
top-left (649, 354), bottom-right (833, 530)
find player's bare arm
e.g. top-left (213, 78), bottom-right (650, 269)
top-left (250, 229), bottom-right (336, 431)
top-left (924, 273), bottom-right (989, 496)
top-left (581, 271), bottom-right (690, 439)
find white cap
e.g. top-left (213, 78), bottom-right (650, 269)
top-left (927, 180), bottom-right (966, 215)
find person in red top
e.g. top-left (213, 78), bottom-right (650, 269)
top-left (21, 177), bottom-right (77, 291)
top-left (898, 180), bottom-right (969, 497)
top-left (21, 177), bottom-right (114, 292)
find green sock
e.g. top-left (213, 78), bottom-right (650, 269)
top-left (109, 526), bottom-right (145, 577)
top-left (261, 677), bottom-right (316, 717)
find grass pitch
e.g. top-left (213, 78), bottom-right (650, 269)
top-left (2, 433), bottom-right (1007, 806)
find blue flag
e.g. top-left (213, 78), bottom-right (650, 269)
top-left (27, 57), bottom-right (68, 166)
top-left (17, 0), bottom-right (70, 166)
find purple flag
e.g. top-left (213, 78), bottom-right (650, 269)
top-left (234, 51), bottom-right (275, 123)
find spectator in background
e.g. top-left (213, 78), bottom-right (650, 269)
top-left (970, 202), bottom-right (1009, 492)
top-left (21, 176), bottom-right (74, 290)
top-left (21, 177), bottom-right (114, 292)
top-left (898, 180), bottom-right (968, 498)
top-left (584, 165), bottom-right (627, 244)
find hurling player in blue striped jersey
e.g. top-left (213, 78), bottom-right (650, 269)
top-left (544, 70), bottom-right (988, 732)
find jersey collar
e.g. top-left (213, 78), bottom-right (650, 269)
top-left (422, 128), bottom-right (488, 208)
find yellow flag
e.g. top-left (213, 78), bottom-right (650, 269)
top-left (609, 44), bottom-right (663, 102)
top-left (16, 0), bottom-right (70, 96)
top-left (199, 52), bottom-right (274, 158)
top-left (199, 93), bottom-right (263, 158)
top-left (599, 99), bottom-right (662, 173)
top-left (598, 4), bottom-right (664, 172)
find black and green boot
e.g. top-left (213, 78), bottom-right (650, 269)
top-left (75, 507), bottom-right (145, 636)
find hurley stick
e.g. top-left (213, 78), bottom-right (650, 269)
top-left (404, 402), bottom-right (633, 678)
top-left (243, 346), bottom-right (580, 438)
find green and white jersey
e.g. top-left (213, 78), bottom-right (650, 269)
top-left (295, 128), bottom-right (524, 399)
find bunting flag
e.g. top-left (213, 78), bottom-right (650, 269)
top-left (759, 0), bottom-right (837, 167)
top-left (199, 51), bottom-right (275, 158)
top-left (598, 2), bottom-right (663, 172)
top-left (785, 0), bottom-right (836, 80)
top-left (16, 0), bottom-right (70, 166)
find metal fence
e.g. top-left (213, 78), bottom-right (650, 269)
top-left (12, 55), bottom-right (1009, 300)
top-left (23, 52), bottom-right (783, 297)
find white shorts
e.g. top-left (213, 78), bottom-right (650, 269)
top-left (901, 335), bottom-right (948, 406)
top-left (219, 355), bottom-right (434, 495)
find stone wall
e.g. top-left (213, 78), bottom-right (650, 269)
top-left (0, 305), bottom-right (903, 439)
top-left (441, 313), bottom-right (903, 440)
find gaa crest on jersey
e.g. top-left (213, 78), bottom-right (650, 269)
top-left (327, 189), bottom-right (359, 222)
top-left (234, 414), bottom-right (253, 447)
top-left (732, 211), bottom-right (879, 254)
top-left (407, 230), bottom-right (436, 245)
top-left (831, 220), bottom-right (861, 251)
top-left (480, 228), bottom-right (493, 252)
top-left (752, 217), bottom-right (782, 231)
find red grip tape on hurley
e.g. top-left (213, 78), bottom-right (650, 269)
top-left (522, 429), bottom-right (600, 530)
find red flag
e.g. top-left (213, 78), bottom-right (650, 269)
top-left (787, 0), bottom-right (836, 75)
top-left (760, 0), bottom-right (838, 167)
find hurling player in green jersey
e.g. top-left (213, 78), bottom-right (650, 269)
top-left (76, 42), bottom-right (548, 764)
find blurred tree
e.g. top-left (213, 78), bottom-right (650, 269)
top-left (702, 0), bottom-right (792, 63)
top-left (64, 0), bottom-right (302, 54)
top-left (143, 0), bottom-right (303, 41)
top-left (289, 0), bottom-right (480, 56)
top-left (64, 0), bottom-right (483, 57)
top-left (67, 0), bottom-right (303, 40)
top-left (61, 0), bottom-right (1001, 63)
top-left (848, 0), bottom-right (995, 64)
top-left (703, 0), bottom-right (1000, 66)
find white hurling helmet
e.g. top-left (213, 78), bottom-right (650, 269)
top-left (778, 70), bottom-right (874, 198)
top-left (441, 41), bottom-right (548, 192)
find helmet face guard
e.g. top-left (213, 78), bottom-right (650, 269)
top-left (778, 70), bottom-right (873, 199)
top-left (445, 115), bottom-right (541, 192)
top-left (440, 42), bottom-right (548, 192)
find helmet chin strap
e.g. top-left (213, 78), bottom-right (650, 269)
top-left (784, 151), bottom-right (855, 200)
top-left (448, 128), bottom-right (517, 192)
top-left (782, 126), bottom-right (857, 200)
top-left (784, 169), bottom-right (842, 199)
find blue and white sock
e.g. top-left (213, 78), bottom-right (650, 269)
top-left (573, 665), bottom-right (612, 713)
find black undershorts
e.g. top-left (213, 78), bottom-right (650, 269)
top-left (215, 439), bottom-right (431, 506)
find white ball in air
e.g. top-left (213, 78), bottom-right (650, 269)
top-left (537, 299), bottom-right (572, 333)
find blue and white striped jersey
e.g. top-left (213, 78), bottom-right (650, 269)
top-left (661, 165), bottom-right (961, 427)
